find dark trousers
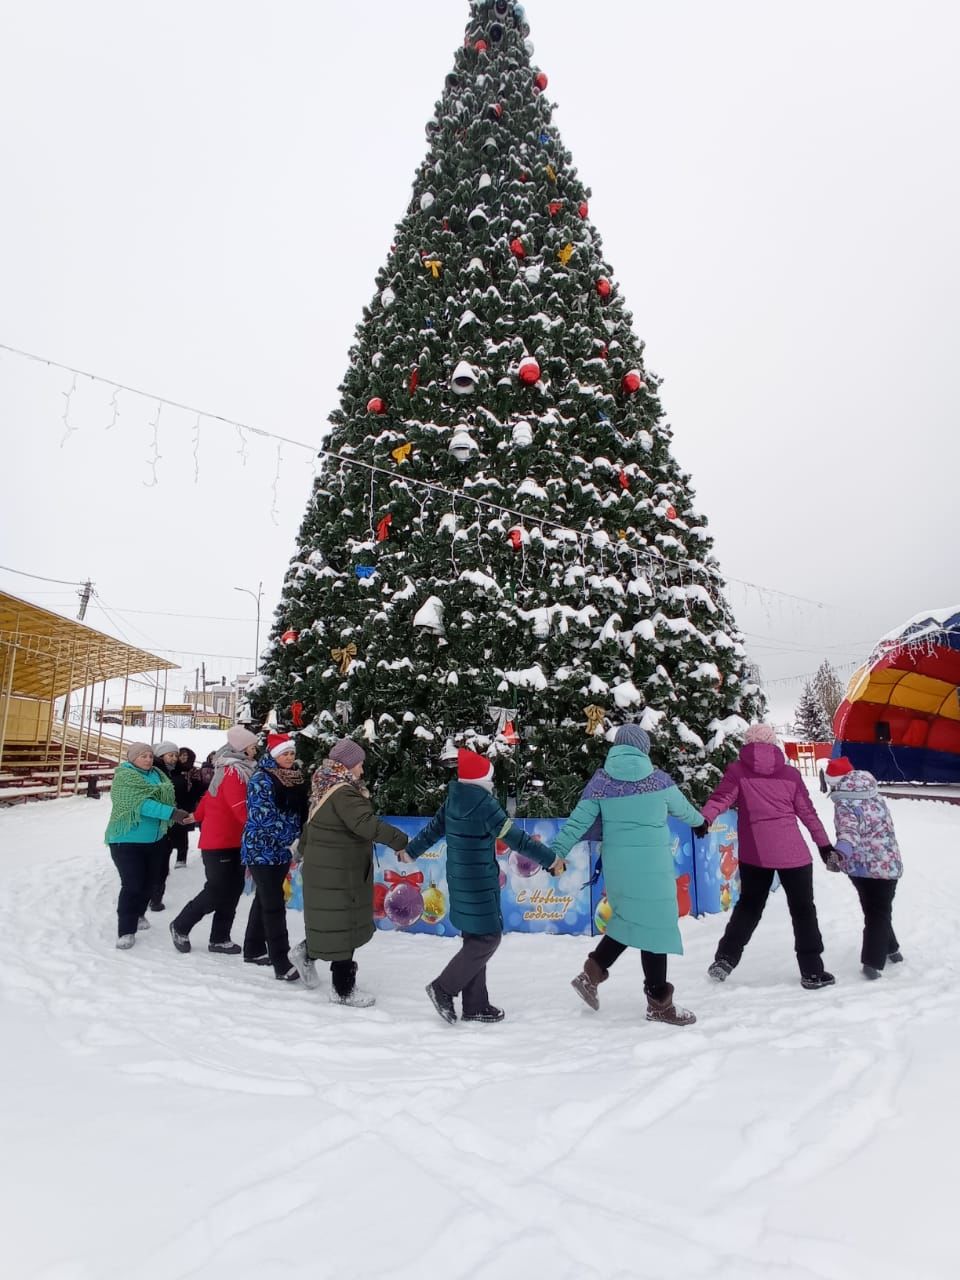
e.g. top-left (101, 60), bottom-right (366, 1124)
top-left (171, 848), bottom-right (244, 945)
top-left (850, 876), bottom-right (899, 970)
top-left (169, 825), bottom-right (190, 865)
top-left (436, 932), bottom-right (502, 1015)
top-left (148, 835), bottom-right (173, 906)
top-left (717, 862), bottom-right (824, 977)
top-left (243, 865), bottom-right (292, 976)
top-left (110, 842), bottom-right (167, 937)
top-left (592, 935), bottom-right (669, 999)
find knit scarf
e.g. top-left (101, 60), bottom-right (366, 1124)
top-left (105, 763), bottom-right (176, 844)
top-left (309, 759), bottom-right (368, 820)
top-left (208, 745), bottom-right (257, 797)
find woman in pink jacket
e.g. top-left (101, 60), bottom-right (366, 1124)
top-left (701, 724), bottom-right (837, 989)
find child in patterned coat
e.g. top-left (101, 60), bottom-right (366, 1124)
top-left (824, 758), bottom-right (904, 979)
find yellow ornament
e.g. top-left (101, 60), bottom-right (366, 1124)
top-left (391, 442), bottom-right (413, 465)
top-left (618, 530), bottom-right (628, 540)
top-left (423, 257), bottom-right (443, 279)
top-left (584, 704), bottom-right (606, 736)
top-left (422, 883), bottom-right (447, 924)
top-left (546, 163), bottom-right (557, 183)
top-left (556, 243), bottom-right (574, 267)
top-left (331, 643), bottom-right (358, 675)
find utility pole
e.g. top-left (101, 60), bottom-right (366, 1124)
top-left (64, 579), bottom-right (94, 730)
top-left (77, 580), bottom-right (94, 621)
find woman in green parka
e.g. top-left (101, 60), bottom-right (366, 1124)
top-left (288, 739), bottom-right (408, 1007)
top-left (548, 724), bottom-right (707, 1027)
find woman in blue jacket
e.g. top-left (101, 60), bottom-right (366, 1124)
top-left (548, 725), bottom-right (706, 1027)
top-left (104, 743), bottom-right (193, 949)
top-left (404, 748), bottom-right (563, 1025)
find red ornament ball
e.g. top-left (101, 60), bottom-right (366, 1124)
top-left (281, 629), bottom-right (299, 646)
top-left (518, 357), bottom-right (541, 385)
top-left (508, 528), bottom-right (523, 551)
top-left (621, 370), bottom-right (644, 394)
top-left (534, 72), bottom-right (549, 92)
top-left (488, 103), bottom-right (503, 121)
top-left (474, 39), bottom-right (488, 53)
top-left (409, 367), bottom-right (420, 395)
top-left (366, 396), bottom-right (387, 415)
top-left (578, 200), bottom-right (590, 219)
top-left (548, 200), bottom-right (563, 217)
top-left (666, 505), bottom-right (678, 521)
top-left (518, 171), bottom-right (529, 183)
top-left (510, 237), bottom-right (526, 259)
top-left (618, 470), bottom-right (630, 491)
top-left (596, 277), bottom-right (612, 299)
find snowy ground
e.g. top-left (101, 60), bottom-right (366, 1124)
top-left (1, 787), bottom-right (958, 1280)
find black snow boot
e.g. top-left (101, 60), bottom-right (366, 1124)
top-left (862, 964), bottom-right (882, 980)
top-left (169, 922), bottom-right (191, 953)
top-left (462, 1005), bottom-right (505, 1023)
top-left (801, 971), bottom-right (836, 990)
top-left (888, 950), bottom-right (904, 964)
top-left (149, 898), bottom-right (165, 912)
top-left (426, 980), bottom-right (457, 1024)
top-left (708, 957), bottom-right (734, 983)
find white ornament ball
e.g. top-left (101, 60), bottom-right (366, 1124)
top-left (512, 420), bottom-right (534, 448)
top-left (381, 288), bottom-right (396, 309)
top-left (525, 38), bottom-right (535, 56)
top-left (451, 360), bottom-right (479, 396)
top-left (449, 430), bottom-right (479, 462)
top-left (524, 264), bottom-right (541, 286)
top-left (468, 257), bottom-right (485, 273)
top-left (420, 192), bottom-right (436, 212)
top-left (478, 173), bottom-right (493, 190)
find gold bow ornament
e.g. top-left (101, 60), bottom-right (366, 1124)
top-left (423, 256), bottom-right (443, 279)
top-left (331, 643), bottom-right (358, 675)
top-left (556, 243), bottom-right (574, 267)
top-left (584, 704), bottom-right (606, 736)
top-left (391, 442), bottom-right (413, 465)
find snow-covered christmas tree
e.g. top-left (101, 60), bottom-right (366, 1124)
top-left (255, 0), bottom-right (764, 813)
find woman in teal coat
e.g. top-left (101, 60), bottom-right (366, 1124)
top-left (548, 725), bottom-right (706, 1027)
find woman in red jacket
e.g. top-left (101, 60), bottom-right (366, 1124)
top-left (170, 727), bottom-right (258, 955)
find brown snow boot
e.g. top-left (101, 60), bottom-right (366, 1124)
top-left (571, 953), bottom-right (608, 1011)
top-left (645, 982), bottom-right (696, 1027)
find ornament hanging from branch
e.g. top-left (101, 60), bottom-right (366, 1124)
top-left (332, 645), bottom-right (358, 675)
top-left (596, 277), bottom-right (612, 299)
top-left (367, 397), bottom-right (387, 415)
top-left (290, 701), bottom-right (305, 729)
top-left (621, 370), bottom-right (645, 395)
top-left (578, 200), bottom-right (589, 219)
top-left (391, 442), bottom-right (413, 465)
top-left (518, 356), bottom-right (541, 386)
top-left (355, 565), bottom-right (376, 580)
top-left (556, 243), bottom-right (574, 266)
top-left (534, 71), bottom-right (549, 92)
top-left (449, 429), bottom-right (479, 462)
top-left (422, 256), bottom-right (443, 279)
top-left (545, 163), bottom-right (557, 183)
top-left (451, 360), bottom-right (479, 396)
top-left (376, 513), bottom-right (393, 542)
top-left (510, 237), bottom-right (526, 260)
top-left (331, 643), bottom-right (358, 676)
top-left (584, 705), bottom-right (607, 736)
top-left (409, 367), bottom-right (420, 395)
top-left (413, 596), bottom-right (445, 635)
top-left (281, 630), bottom-right (299, 646)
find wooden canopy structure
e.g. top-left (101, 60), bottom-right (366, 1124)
top-left (0, 590), bottom-right (178, 799)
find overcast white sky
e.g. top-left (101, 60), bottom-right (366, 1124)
top-left (1, 0), bottom-right (957, 720)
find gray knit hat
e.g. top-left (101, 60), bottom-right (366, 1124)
top-left (126, 741), bottom-right (153, 763)
top-left (152, 741), bottom-right (179, 757)
top-left (614, 724), bottom-right (651, 753)
top-left (329, 738), bottom-right (366, 770)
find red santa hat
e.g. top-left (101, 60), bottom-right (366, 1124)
top-left (825, 757), bottom-right (854, 778)
top-left (457, 748), bottom-right (494, 782)
top-left (268, 732), bottom-right (296, 760)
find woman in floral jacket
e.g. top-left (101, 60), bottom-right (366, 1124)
top-left (241, 734), bottom-right (309, 981)
top-left (824, 758), bottom-right (904, 979)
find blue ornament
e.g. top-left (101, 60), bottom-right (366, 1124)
top-left (539, 130), bottom-right (551, 145)
top-left (355, 565), bottom-right (376, 580)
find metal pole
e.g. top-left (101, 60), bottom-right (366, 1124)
top-left (94, 678), bottom-right (107, 761)
top-left (73, 648), bottom-right (92, 793)
top-left (44, 650), bottom-right (61, 763)
top-left (0, 633), bottom-right (18, 771)
top-left (56, 637), bottom-right (78, 797)
top-left (159, 666), bottom-right (168, 738)
top-left (117, 661), bottom-right (130, 765)
top-left (150, 667), bottom-right (160, 739)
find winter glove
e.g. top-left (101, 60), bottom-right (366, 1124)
top-left (693, 822), bottom-right (710, 840)
top-left (171, 809), bottom-right (194, 825)
top-left (817, 844), bottom-right (836, 865)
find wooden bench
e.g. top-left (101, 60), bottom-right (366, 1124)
top-left (0, 786), bottom-right (57, 803)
